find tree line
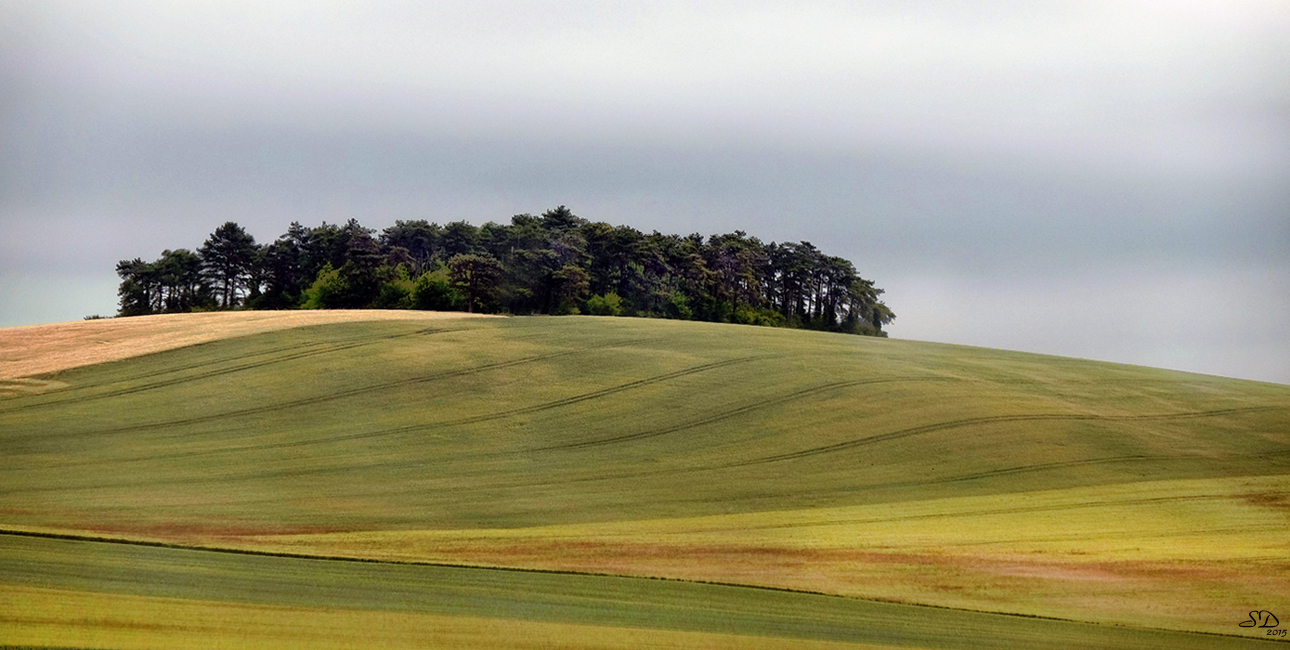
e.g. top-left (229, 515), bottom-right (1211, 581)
top-left (116, 206), bottom-right (895, 336)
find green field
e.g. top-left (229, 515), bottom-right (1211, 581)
top-left (2, 533), bottom-right (1270, 650)
top-left (2, 314), bottom-right (1288, 647)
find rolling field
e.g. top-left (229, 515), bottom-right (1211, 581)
top-left (2, 312), bottom-right (1288, 647)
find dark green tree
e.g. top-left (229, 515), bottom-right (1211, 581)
top-left (550, 263), bottom-right (591, 314)
top-left (116, 258), bottom-right (158, 316)
top-left (199, 222), bottom-right (260, 308)
top-left (540, 205), bottom-right (584, 231)
top-left (411, 267), bottom-right (466, 311)
top-left (441, 221), bottom-right (479, 258)
top-left (155, 249), bottom-right (212, 312)
top-left (257, 222), bottom-right (311, 309)
top-left (381, 220), bottom-right (442, 273)
top-left (333, 219), bottom-right (383, 308)
top-left (448, 253), bottom-right (504, 313)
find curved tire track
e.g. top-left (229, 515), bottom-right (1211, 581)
top-left (427, 354), bottom-right (772, 429)
top-left (7, 354), bottom-right (771, 464)
top-left (731, 405), bottom-right (1287, 467)
top-left (536, 376), bottom-right (959, 452)
top-left (20, 337), bottom-right (654, 439)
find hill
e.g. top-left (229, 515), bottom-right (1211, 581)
top-left (1, 312), bottom-right (1287, 647)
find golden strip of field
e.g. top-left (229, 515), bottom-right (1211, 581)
top-left (0, 310), bottom-right (496, 380)
top-left (230, 474), bottom-right (1290, 636)
top-left (0, 585), bottom-right (891, 650)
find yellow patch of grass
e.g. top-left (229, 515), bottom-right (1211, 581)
top-left (0, 586), bottom-right (893, 650)
top-left (239, 474), bottom-right (1290, 635)
top-left (0, 378), bottom-right (68, 396)
top-left (0, 309), bottom-right (496, 380)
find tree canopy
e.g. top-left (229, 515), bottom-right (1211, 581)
top-left (114, 206), bottom-right (895, 336)
top-left (198, 221), bottom-right (259, 308)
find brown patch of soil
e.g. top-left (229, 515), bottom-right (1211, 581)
top-left (1238, 490), bottom-right (1290, 512)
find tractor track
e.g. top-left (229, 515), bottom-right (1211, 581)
top-left (730, 405), bottom-right (1287, 467)
top-left (6, 337), bottom-right (655, 440)
top-left (0, 355), bottom-right (769, 468)
top-left (536, 375), bottom-right (960, 451)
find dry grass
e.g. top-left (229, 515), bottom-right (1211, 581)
top-left (0, 310), bottom-right (497, 381)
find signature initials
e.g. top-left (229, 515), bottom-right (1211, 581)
top-left (1240, 610), bottom-right (1280, 628)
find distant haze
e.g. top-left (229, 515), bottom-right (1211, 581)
top-left (2, 1), bottom-right (1287, 383)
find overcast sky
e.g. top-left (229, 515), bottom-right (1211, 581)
top-left (2, 1), bottom-right (1287, 383)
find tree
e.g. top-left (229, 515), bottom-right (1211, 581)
top-left (441, 221), bottom-right (479, 258)
top-left (155, 249), bottom-right (211, 312)
top-left (302, 221), bottom-right (345, 280)
top-left (496, 214), bottom-right (557, 314)
top-left (448, 253), bottom-right (505, 313)
top-left (541, 205), bottom-right (584, 231)
top-left (372, 265), bottom-right (415, 309)
top-left (582, 222), bottom-right (643, 299)
top-left (199, 222), bottom-right (259, 308)
top-left (333, 219), bottom-right (383, 307)
top-left (586, 292), bottom-right (623, 316)
top-left (116, 250), bottom-right (211, 316)
top-left (258, 222), bottom-right (310, 309)
top-left (301, 264), bottom-right (347, 309)
top-left (116, 258), bottom-right (158, 317)
top-left (550, 263), bottom-right (590, 314)
top-left (412, 267), bottom-right (466, 311)
top-left (381, 220), bottom-right (442, 273)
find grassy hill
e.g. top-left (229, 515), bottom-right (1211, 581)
top-left (2, 313), bottom-right (1287, 647)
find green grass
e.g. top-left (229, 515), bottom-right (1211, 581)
top-left (0, 533), bottom-right (1273, 650)
top-left (1, 314), bottom-right (1288, 646)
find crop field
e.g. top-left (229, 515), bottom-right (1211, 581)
top-left (1, 312), bottom-right (1288, 648)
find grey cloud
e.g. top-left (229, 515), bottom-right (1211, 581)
top-left (888, 261), bottom-right (1290, 384)
top-left (2, 1), bottom-right (1287, 383)
top-left (5, 118), bottom-right (1282, 272)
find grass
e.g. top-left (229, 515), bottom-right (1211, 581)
top-left (1, 313), bottom-right (1288, 646)
top-left (0, 533), bottom-right (1270, 650)
top-left (250, 474), bottom-right (1290, 633)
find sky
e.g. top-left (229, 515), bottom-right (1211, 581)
top-left (2, 1), bottom-right (1288, 384)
